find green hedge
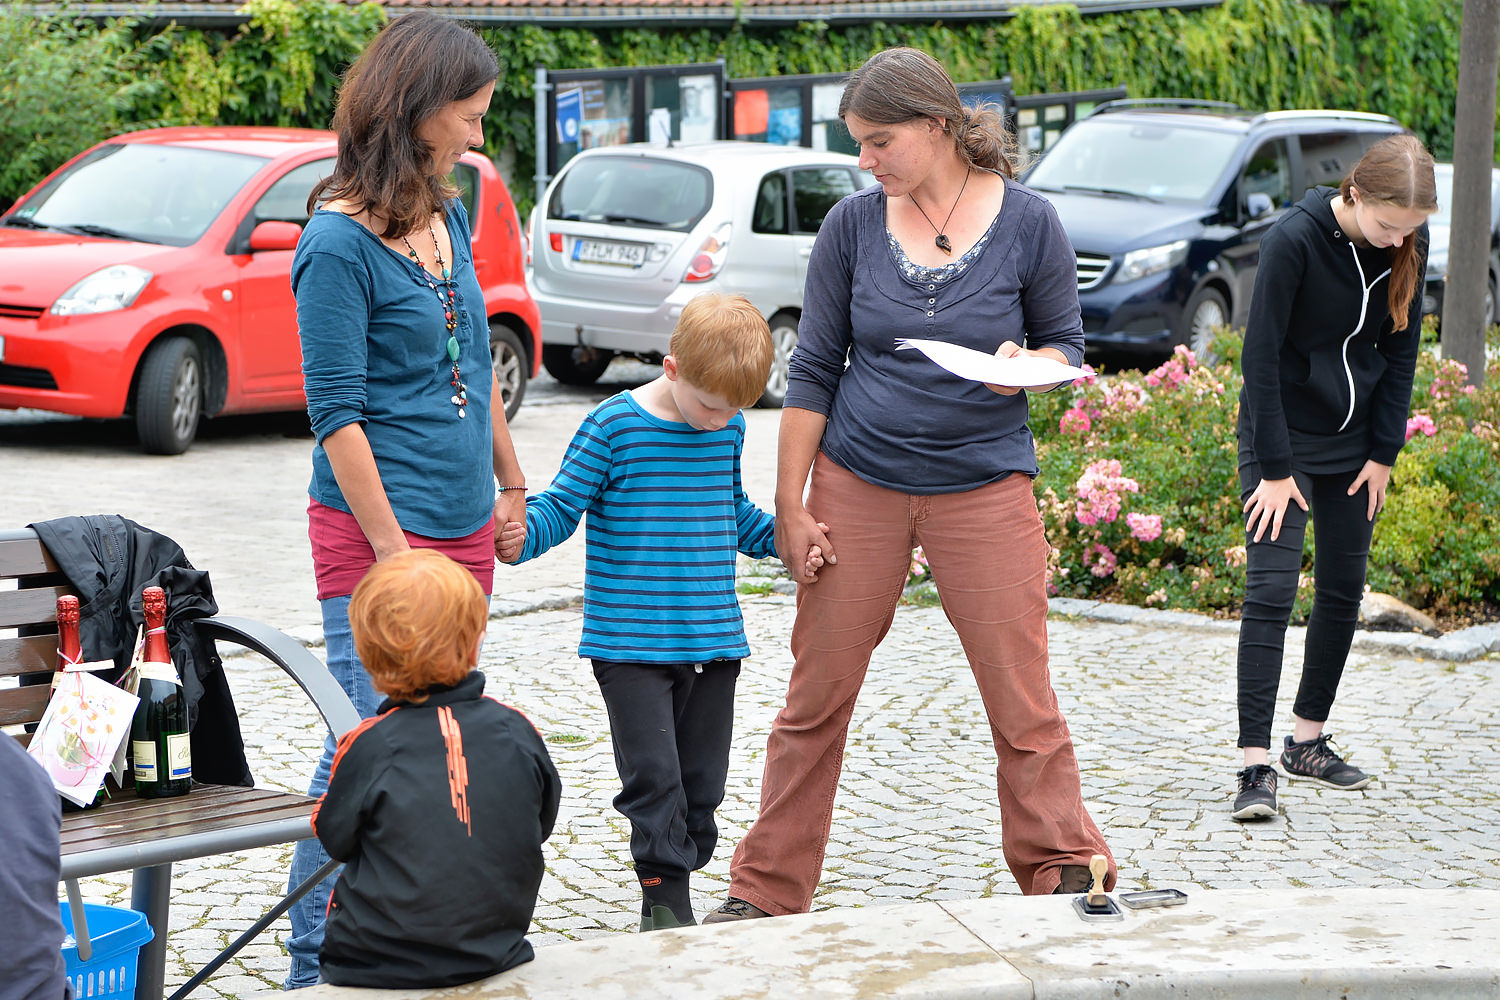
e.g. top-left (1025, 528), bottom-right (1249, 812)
top-left (0, 0), bottom-right (1482, 212)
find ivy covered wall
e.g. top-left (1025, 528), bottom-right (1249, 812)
top-left (0, 0), bottom-right (1477, 210)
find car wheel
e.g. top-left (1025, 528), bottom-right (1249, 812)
top-left (756, 313), bottom-right (798, 408)
top-left (135, 337), bottom-right (203, 455)
top-left (542, 344), bottom-right (614, 386)
top-left (1183, 286), bottom-right (1228, 362)
top-left (490, 324), bottom-right (528, 421)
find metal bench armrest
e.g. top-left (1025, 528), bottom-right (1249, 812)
top-left (193, 615), bottom-right (358, 740)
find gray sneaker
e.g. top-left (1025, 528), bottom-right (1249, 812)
top-left (1231, 763), bottom-right (1278, 821)
top-left (1280, 734), bottom-right (1372, 789)
top-left (702, 896), bottom-right (770, 924)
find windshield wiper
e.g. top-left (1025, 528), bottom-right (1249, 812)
top-left (57, 223), bottom-right (135, 240)
top-left (3, 216), bottom-right (51, 229)
top-left (599, 213), bottom-right (661, 226)
top-left (1062, 184), bottom-right (1162, 204)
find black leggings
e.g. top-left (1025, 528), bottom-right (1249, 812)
top-left (1236, 462), bottom-right (1377, 749)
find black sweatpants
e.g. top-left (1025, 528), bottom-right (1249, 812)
top-left (1236, 461), bottom-right (1377, 749)
top-left (591, 658), bottom-right (740, 920)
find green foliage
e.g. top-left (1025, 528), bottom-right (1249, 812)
top-left (1366, 344), bottom-right (1500, 612)
top-left (0, 0), bottom-right (1482, 220)
top-left (215, 0), bottom-right (385, 128)
top-left (1006, 335), bottom-right (1500, 622)
top-left (0, 3), bottom-right (163, 204)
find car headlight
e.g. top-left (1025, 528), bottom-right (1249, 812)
top-left (51, 264), bottom-right (153, 316)
top-left (1115, 239), bottom-right (1189, 284)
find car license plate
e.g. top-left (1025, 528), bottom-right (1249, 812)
top-left (573, 239), bottom-right (646, 268)
top-left (0, 335), bottom-right (5, 362)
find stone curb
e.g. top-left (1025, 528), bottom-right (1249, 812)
top-left (254, 588), bottom-right (1500, 664)
top-left (263, 888), bottom-right (1500, 1000)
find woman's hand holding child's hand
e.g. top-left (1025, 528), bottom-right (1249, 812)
top-left (495, 520), bottom-right (527, 563)
top-left (775, 510), bottom-right (835, 585)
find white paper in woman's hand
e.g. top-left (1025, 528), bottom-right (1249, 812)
top-left (894, 338), bottom-right (1087, 388)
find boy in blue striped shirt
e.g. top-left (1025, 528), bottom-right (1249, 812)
top-left (501, 293), bottom-right (826, 930)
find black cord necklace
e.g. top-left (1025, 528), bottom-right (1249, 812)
top-left (909, 168), bottom-right (971, 255)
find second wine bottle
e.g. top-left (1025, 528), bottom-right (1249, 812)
top-left (131, 585), bottom-right (192, 798)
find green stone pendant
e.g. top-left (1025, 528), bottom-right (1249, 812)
top-left (447, 336), bottom-right (460, 361)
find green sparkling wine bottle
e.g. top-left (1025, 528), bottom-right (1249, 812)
top-left (130, 586), bottom-right (191, 799)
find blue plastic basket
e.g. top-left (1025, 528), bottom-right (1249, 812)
top-left (59, 902), bottom-right (154, 1000)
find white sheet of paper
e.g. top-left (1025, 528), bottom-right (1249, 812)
top-left (895, 338), bottom-right (1087, 388)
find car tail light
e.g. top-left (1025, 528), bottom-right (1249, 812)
top-left (523, 215), bottom-right (534, 267)
top-left (549, 232), bottom-right (563, 254)
top-left (683, 223), bottom-right (731, 283)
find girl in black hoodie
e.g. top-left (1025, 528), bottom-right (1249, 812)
top-left (1232, 134), bottom-right (1438, 822)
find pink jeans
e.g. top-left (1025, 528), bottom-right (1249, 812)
top-left (728, 455), bottom-right (1114, 912)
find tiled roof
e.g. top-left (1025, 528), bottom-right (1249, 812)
top-left (44, 0), bottom-right (1218, 26)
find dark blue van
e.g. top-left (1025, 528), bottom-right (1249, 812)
top-left (1022, 101), bottom-right (1404, 358)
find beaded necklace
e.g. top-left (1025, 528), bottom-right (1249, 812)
top-left (401, 220), bottom-right (467, 418)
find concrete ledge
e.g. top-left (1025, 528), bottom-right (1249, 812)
top-left (271, 889), bottom-right (1500, 999)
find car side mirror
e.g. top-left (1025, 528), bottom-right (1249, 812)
top-left (1245, 192), bottom-right (1274, 221)
top-left (248, 220), bottom-right (303, 252)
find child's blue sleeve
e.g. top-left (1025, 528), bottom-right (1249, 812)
top-left (731, 425), bottom-right (776, 559)
top-left (312, 722), bottom-right (381, 862)
top-left (515, 414), bottom-right (613, 564)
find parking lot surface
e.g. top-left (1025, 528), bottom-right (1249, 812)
top-left (3, 368), bottom-right (1497, 998)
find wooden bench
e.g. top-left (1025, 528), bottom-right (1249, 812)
top-left (0, 526), bottom-right (358, 1000)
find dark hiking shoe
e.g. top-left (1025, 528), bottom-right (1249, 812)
top-left (1052, 865), bottom-right (1092, 894)
top-left (1231, 763), bottom-right (1278, 820)
top-left (1280, 734), bottom-right (1372, 789)
top-left (641, 904), bottom-right (696, 931)
top-left (702, 896), bottom-right (770, 924)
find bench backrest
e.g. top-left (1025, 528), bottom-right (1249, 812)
top-left (0, 528), bottom-right (71, 748)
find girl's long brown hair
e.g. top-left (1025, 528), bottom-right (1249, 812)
top-left (308, 12), bottom-right (498, 239)
top-left (838, 47), bottom-right (1024, 178)
top-left (1339, 134), bottom-right (1438, 331)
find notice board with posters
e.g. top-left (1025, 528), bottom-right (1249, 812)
top-left (726, 73), bottom-right (1016, 157)
top-left (537, 62), bottom-right (728, 199)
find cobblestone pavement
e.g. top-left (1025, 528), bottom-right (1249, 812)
top-left (3, 381), bottom-right (1498, 998)
top-left (64, 597), bottom-right (1500, 998)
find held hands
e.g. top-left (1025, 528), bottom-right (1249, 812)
top-left (775, 507), bottom-right (836, 585)
top-left (494, 489), bottom-right (528, 563)
top-left (1349, 460), bottom-right (1393, 521)
top-left (984, 341), bottom-right (1065, 396)
top-left (1243, 475), bottom-right (1308, 543)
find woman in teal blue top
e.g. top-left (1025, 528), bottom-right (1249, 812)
top-left (282, 13), bottom-right (528, 988)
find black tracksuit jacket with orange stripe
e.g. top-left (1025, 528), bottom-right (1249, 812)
top-left (313, 671), bottom-right (561, 988)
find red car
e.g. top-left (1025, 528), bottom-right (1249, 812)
top-left (0, 127), bottom-right (540, 453)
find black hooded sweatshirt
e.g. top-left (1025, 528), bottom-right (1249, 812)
top-left (1238, 185), bottom-right (1427, 480)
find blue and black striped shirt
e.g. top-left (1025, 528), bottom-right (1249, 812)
top-left (516, 391), bottom-right (776, 663)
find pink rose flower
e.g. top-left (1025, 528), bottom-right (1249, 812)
top-left (1126, 512), bottom-right (1163, 543)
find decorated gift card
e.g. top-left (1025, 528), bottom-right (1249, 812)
top-left (28, 665), bottom-right (139, 807)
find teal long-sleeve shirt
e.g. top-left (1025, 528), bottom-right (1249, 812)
top-left (515, 391), bottom-right (776, 663)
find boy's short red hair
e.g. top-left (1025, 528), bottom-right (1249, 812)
top-left (349, 549), bottom-right (487, 703)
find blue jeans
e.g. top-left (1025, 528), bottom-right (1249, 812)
top-left (283, 595), bottom-right (380, 989)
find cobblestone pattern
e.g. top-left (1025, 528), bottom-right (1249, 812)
top-left (64, 597), bottom-right (1500, 998)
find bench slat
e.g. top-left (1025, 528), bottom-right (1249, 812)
top-left (0, 683), bottom-right (51, 727)
top-left (61, 784), bottom-right (315, 856)
top-left (0, 532), bottom-right (59, 576)
top-left (0, 584), bottom-right (69, 629)
top-left (0, 634), bottom-right (60, 678)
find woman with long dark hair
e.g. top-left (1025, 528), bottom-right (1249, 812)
top-left (1232, 134), bottom-right (1437, 821)
top-left (281, 13), bottom-right (527, 985)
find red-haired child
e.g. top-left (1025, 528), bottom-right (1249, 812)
top-left (312, 549), bottom-right (560, 987)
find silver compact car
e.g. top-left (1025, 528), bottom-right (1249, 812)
top-left (527, 141), bottom-right (870, 406)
